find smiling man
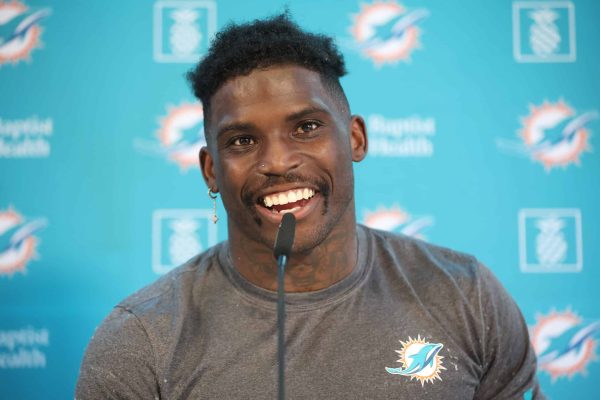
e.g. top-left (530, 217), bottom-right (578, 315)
top-left (76, 14), bottom-right (543, 399)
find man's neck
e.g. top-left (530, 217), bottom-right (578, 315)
top-left (228, 215), bottom-right (358, 293)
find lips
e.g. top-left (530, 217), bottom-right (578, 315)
top-left (241, 172), bottom-right (330, 225)
top-left (261, 187), bottom-right (315, 208)
top-left (257, 187), bottom-right (317, 215)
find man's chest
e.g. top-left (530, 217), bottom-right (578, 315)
top-left (160, 302), bottom-right (484, 399)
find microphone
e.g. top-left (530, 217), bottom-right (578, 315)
top-left (274, 212), bottom-right (296, 259)
top-left (273, 213), bottom-right (296, 400)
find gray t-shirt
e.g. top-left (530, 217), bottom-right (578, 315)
top-left (76, 226), bottom-right (543, 399)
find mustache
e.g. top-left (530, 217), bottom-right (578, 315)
top-left (242, 172), bottom-right (330, 207)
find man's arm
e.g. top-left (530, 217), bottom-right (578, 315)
top-left (76, 307), bottom-right (160, 399)
top-left (473, 264), bottom-right (545, 400)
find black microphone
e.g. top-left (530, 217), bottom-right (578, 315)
top-left (274, 212), bottom-right (296, 259)
top-left (273, 213), bottom-right (296, 400)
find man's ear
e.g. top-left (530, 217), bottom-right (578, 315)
top-left (199, 146), bottom-right (218, 192)
top-left (350, 115), bottom-right (368, 162)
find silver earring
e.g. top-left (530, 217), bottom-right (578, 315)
top-left (208, 188), bottom-right (218, 224)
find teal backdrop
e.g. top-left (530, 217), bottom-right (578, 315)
top-left (1, 0), bottom-right (599, 398)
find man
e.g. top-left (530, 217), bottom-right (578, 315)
top-left (76, 14), bottom-right (543, 399)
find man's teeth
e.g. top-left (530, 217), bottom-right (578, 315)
top-left (263, 188), bottom-right (315, 208)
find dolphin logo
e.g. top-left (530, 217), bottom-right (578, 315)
top-left (351, 2), bottom-right (430, 65)
top-left (530, 310), bottom-right (600, 380)
top-left (359, 9), bottom-right (429, 52)
top-left (537, 321), bottom-right (600, 366)
top-left (0, 208), bottom-right (47, 275)
top-left (386, 342), bottom-right (443, 375)
top-left (496, 100), bottom-right (597, 170)
top-left (0, 9), bottom-right (50, 47)
top-left (0, 1), bottom-right (51, 65)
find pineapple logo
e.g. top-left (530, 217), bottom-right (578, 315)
top-left (518, 208), bottom-right (582, 273)
top-left (152, 209), bottom-right (217, 275)
top-left (168, 218), bottom-right (203, 266)
top-left (153, 1), bottom-right (216, 63)
top-left (528, 8), bottom-right (561, 58)
top-left (169, 8), bottom-right (201, 57)
top-left (512, 2), bottom-right (576, 63)
top-left (535, 216), bottom-right (567, 267)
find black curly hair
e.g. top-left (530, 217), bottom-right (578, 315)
top-left (186, 13), bottom-right (350, 131)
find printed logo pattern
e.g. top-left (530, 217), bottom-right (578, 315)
top-left (134, 102), bottom-right (206, 172)
top-left (0, 326), bottom-right (49, 369)
top-left (385, 335), bottom-right (445, 385)
top-left (531, 310), bottom-right (600, 381)
top-left (496, 100), bottom-right (597, 170)
top-left (0, 1), bottom-right (50, 66)
top-left (152, 209), bottom-right (217, 275)
top-left (153, 0), bottom-right (217, 63)
top-left (0, 116), bottom-right (53, 158)
top-left (513, 1), bottom-right (576, 63)
top-left (367, 114), bottom-right (435, 157)
top-left (351, 1), bottom-right (429, 65)
top-left (518, 208), bottom-right (582, 273)
top-left (0, 207), bottom-right (46, 276)
top-left (519, 100), bottom-right (596, 169)
top-left (362, 205), bottom-right (433, 240)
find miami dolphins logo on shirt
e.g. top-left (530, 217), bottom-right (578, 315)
top-left (385, 335), bottom-right (445, 385)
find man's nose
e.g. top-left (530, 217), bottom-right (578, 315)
top-left (257, 136), bottom-right (302, 176)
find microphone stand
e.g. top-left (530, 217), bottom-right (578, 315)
top-left (273, 212), bottom-right (295, 400)
top-left (277, 253), bottom-right (288, 400)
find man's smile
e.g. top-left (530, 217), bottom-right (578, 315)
top-left (250, 180), bottom-right (325, 223)
top-left (240, 168), bottom-right (332, 225)
top-left (255, 190), bottom-right (322, 223)
top-left (260, 187), bottom-right (316, 211)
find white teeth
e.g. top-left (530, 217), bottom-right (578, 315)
top-left (262, 188), bottom-right (316, 208)
top-left (288, 191), bottom-right (297, 203)
top-left (281, 207), bottom-right (300, 214)
top-left (278, 193), bottom-right (288, 205)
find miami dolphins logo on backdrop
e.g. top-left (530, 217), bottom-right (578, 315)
top-left (497, 100), bottom-right (598, 170)
top-left (520, 100), bottom-right (597, 169)
top-left (134, 102), bottom-right (206, 172)
top-left (157, 103), bottom-right (206, 171)
top-left (530, 309), bottom-right (600, 381)
top-left (350, 1), bottom-right (429, 65)
top-left (385, 335), bottom-right (445, 385)
top-left (0, 206), bottom-right (47, 275)
top-left (0, 1), bottom-right (51, 66)
top-left (362, 205), bottom-right (433, 240)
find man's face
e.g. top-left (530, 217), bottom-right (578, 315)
top-left (200, 65), bottom-right (367, 253)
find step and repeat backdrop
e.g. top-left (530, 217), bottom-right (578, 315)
top-left (1, 0), bottom-right (599, 398)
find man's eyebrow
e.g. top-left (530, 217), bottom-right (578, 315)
top-left (285, 106), bottom-right (330, 122)
top-left (216, 122), bottom-right (256, 139)
top-left (215, 107), bottom-right (330, 138)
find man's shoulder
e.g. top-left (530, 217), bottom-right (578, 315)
top-left (361, 224), bottom-right (480, 276)
top-left (117, 243), bottom-right (224, 316)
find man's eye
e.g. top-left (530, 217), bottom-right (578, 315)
top-left (295, 121), bottom-right (322, 135)
top-left (231, 136), bottom-right (254, 146)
